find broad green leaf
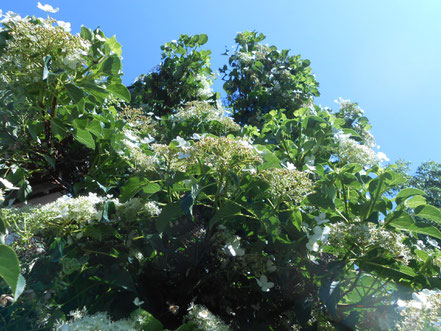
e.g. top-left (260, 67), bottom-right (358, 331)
top-left (79, 81), bottom-right (109, 99)
top-left (0, 244), bottom-right (25, 299)
top-left (198, 34), bottom-right (208, 45)
top-left (415, 249), bottom-right (429, 262)
top-left (142, 183), bottom-right (161, 195)
top-left (254, 145), bottom-right (280, 171)
top-left (43, 155), bottom-right (56, 169)
top-left (414, 205), bottom-right (441, 224)
top-left (65, 83), bottom-right (84, 103)
top-left (104, 36), bottom-right (122, 57)
top-left (101, 55), bottom-right (122, 76)
top-left (396, 188), bottom-right (427, 206)
top-left (405, 195), bottom-right (426, 209)
top-left (0, 218), bottom-right (6, 237)
top-left (73, 127), bottom-right (95, 150)
top-left (99, 265), bottom-right (136, 292)
top-left (319, 279), bottom-right (341, 317)
top-left (83, 224), bottom-right (117, 241)
top-left (73, 118), bottom-right (88, 130)
top-left (364, 261), bottom-right (417, 278)
top-left (107, 83), bottom-right (131, 102)
top-left (28, 121), bottom-right (44, 143)
top-left (42, 55), bottom-right (51, 80)
top-left (131, 308), bottom-right (163, 331)
top-left (51, 118), bottom-right (67, 141)
top-left (209, 201), bottom-right (242, 229)
top-left (80, 26), bottom-right (93, 41)
top-left (157, 201), bottom-right (182, 233)
top-left (120, 177), bottom-right (150, 202)
top-left (86, 120), bottom-right (103, 138)
top-left (388, 214), bottom-right (441, 240)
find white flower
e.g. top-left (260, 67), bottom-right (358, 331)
top-left (256, 275), bottom-right (274, 292)
top-left (426, 238), bottom-right (440, 249)
top-left (178, 152), bottom-right (190, 160)
top-left (174, 136), bottom-right (191, 149)
top-left (377, 152), bottom-right (390, 163)
top-left (133, 297), bottom-right (144, 306)
top-left (314, 212), bottom-right (329, 225)
top-left (0, 178), bottom-right (18, 190)
top-left (266, 259), bottom-right (277, 272)
top-left (57, 20), bottom-right (71, 32)
top-left (37, 2), bottom-right (59, 13)
top-left (198, 310), bottom-right (210, 319)
top-left (225, 238), bottom-right (245, 257)
top-left (140, 135), bottom-right (155, 144)
top-left (191, 133), bottom-right (206, 141)
top-left (1, 11), bottom-right (25, 24)
top-left (284, 162), bottom-right (296, 170)
top-left (62, 55), bottom-right (79, 70)
top-left (95, 34), bottom-right (106, 42)
top-left (306, 225), bottom-right (331, 252)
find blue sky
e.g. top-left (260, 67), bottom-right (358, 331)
top-left (2, 0), bottom-right (441, 170)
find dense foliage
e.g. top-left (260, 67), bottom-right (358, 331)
top-left (1, 5), bottom-right (441, 331)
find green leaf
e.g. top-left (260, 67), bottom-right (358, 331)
top-left (363, 261), bottom-right (417, 278)
top-left (396, 188), bottom-right (427, 206)
top-left (414, 205), bottom-right (441, 224)
top-left (157, 201), bottom-right (182, 233)
top-left (120, 177), bottom-right (150, 202)
top-left (209, 201), bottom-right (242, 230)
top-left (131, 308), bottom-right (163, 331)
top-left (80, 26), bottom-right (93, 41)
top-left (65, 83), bottom-right (84, 103)
top-left (83, 224), bottom-right (117, 241)
top-left (51, 118), bottom-right (67, 141)
top-left (0, 245), bottom-right (25, 299)
top-left (79, 81), bottom-right (109, 99)
top-left (28, 121), bottom-right (44, 143)
top-left (42, 55), bottom-right (51, 80)
top-left (198, 34), bottom-right (208, 45)
top-left (104, 36), bottom-right (122, 57)
top-left (101, 55), bottom-right (122, 76)
top-left (0, 218), bottom-right (6, 237)
top-left (254, 145), bottom-right (280, 171)
top-left (142, 182), bottom-right (161, 195)
top-left (319, 279), bottom-right (341, 317)
top-left (86, 120), bottom-right (103, 138)
top-left (43, 155), bottom-right (56, 169)
top-left (405, 195), bottom-right (426, 209)
top-left (99, 265), bottom-right (136, 292)
top-left (107, 83), bottom-right (131, 102)
top-left (73, 127), bottom-right (95, 150)
top-left (415, 249), bottom-right (429, 262)
top-left (389, 214), bottom-right (441, 240)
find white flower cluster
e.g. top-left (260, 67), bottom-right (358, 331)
top-left (170, 101), bottom-right (240, 134)
top-left (195, 74), bottom-right (214, 98)
top-left (36, 193), bottom-right (104, 224)
top-left (0, 11), bottom-right (90, 86)
top-left (115, 198), bottom-right (161, 220)
top-left (223, 236), bottom-right (245, 257)
top-left (335, 132), bottom-right (389, 166)
top-left (54, 309), bottom-right (136, 331)
top-left (327, 220), bottom-right (411, 263)
top-left (395, 289), bottom-right (441, 331)
top-left (186, 304), bottom-right (229, 331)
top-left (260, 165), bottom-right (313, 204)
top-left (190, 136), bottom-right (262, 174)
top-left (334, 97), bottom-right (365, 117)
